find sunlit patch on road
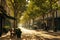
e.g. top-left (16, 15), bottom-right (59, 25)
top-left (18, 24), bottom-right (36, 35)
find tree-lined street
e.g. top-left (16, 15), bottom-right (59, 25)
top-left (0, 0), bottom-right (60, 40)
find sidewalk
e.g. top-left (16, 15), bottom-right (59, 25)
top-left (36, 30), bottom-right (60, 39)
top-left (0, 31), bottom-right (10, 38)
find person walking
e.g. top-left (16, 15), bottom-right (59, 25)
top-left (10, 28), bottom-right (15, 38)
top-left (16, 28), bottom-right (22, 40)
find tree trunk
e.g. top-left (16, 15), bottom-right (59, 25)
top-left (46, 14), bottom-right (48, 26)
top-left (28, 20), bottom-right (31, 29)
top-left (0, 16), bottom-right (3, 36)
top-left (14, 0), bottom-right (18, 28)
top-left (42, 14), bottom-right (45, 23)
top-left (32, 18), bottom-right (34, 26)
top-left (50, 0), bottom-right (55, 30)
top-left (56, 9), bottom-right (57, 18)
top-left (52, 11), bottom-right (55, 31)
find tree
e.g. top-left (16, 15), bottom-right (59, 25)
top-left (30, 0), bottom-right (50, 22)
top-left (6, 0), bottom-right (27, 28)
top-left (30, 0), bottom-right (60, 30)
top-left (49, 0), bottom-right (59, 31)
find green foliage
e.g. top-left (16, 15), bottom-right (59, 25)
top-left (27, 1), bottom-right (40, 19)
top-left (5, 0), bottom-right (60, 25)
top-left (18, 0), bottom-right (26, 5)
